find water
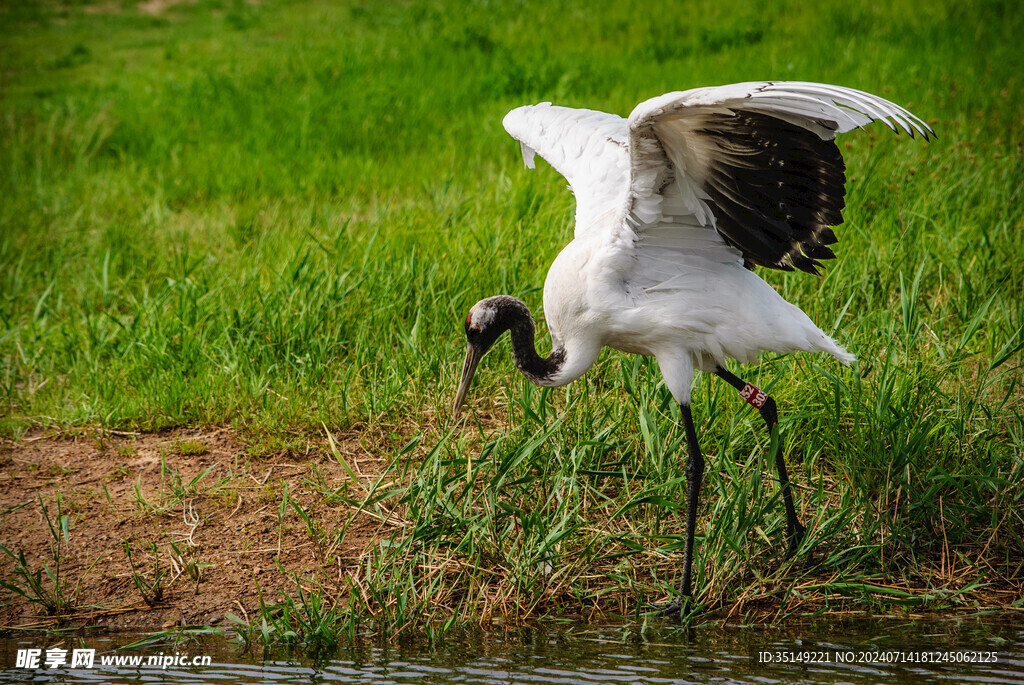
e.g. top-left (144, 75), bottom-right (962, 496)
top-left (2, 617), bottom-right (1022, 684)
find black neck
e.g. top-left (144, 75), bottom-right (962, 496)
top-left (508, 313), bottom-right (565, 385)
top-left (489, 296), bottom-right (566, 385)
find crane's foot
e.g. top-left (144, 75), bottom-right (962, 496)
top-left (652, 599), bottom-right (682, 618)
top-left (649, 595), bottom-right (695, 619)
top-left (785, 522), bottom-right (807, 560)
top-left (768, 523), bottom-right (814, 573)
top-left (788, 523), bottom-right (816, 567)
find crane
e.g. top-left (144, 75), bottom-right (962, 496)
top-left (453, 81), bottom-right (932, 616)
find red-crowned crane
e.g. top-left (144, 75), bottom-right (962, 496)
top-left (453, 81), bottom-right (932, 616)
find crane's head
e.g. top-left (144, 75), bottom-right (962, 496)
top-left (453, 297), bottom-right (518, 413)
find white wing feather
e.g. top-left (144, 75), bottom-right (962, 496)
top-left (502, 104), bottom-right (631, 237)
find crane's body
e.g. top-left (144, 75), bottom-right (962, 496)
top-left (454, 81), bottom-right (932, 616)
top-left (536, 228), bottom-right (854, 401)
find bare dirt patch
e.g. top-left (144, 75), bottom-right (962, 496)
top-left (0, 428), bottom-right (390, 631)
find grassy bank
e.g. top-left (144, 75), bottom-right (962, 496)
top-left (1, 0), bottom-right (1022, 636)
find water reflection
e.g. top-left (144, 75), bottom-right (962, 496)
top-left (1, 617), bottom-right (1022, 684)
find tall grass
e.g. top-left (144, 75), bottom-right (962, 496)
top-left (1, 0), bottom-right (1021, 629)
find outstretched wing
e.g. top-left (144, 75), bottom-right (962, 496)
top-left (626, 81), bottom-right (934, 273)
top-left (502, 104), bottom-right (632, 238)
top-left (502, 81), bottom-right (934, 282)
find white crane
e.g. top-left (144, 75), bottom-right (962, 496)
top-left (453, 81), bottom-right (932, 616)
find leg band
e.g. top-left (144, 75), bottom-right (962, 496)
top-left (739, 382), bottom-right (768, 409)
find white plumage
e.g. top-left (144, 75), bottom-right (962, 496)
top-left (499, 81), bottom-right (931, 404)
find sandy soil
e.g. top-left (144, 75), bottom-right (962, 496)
top-left (0, 428), bottom-right (389, 631)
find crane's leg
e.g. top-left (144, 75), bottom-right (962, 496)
top-left (714, 366), bottom-right (806, 558)
top-left (656, 402), bottom-right (705, 617)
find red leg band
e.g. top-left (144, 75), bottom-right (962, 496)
top-left (739, 382), bottom-right (768, 409)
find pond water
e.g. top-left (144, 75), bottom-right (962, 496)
top-left (1, 616), bottom-right (1022, 684)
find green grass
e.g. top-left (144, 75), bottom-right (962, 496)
top-left (0, 495), bottom-right (78, 617)
top-left (1, 0), bottom-right (1022, 633)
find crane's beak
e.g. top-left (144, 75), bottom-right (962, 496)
top-left (453, 343), bottom-right (484, 414)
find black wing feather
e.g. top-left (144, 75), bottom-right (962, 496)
top-left (697, 111), bottom-right (848, 274)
